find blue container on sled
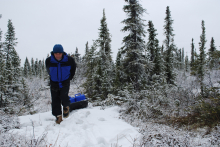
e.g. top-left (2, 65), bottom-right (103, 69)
top-left (75, 93), bottom-right (86, 102)
top-left (69, 96), bottom-right (76, 103)
top-left (69, 93), bottom-right (88, 111)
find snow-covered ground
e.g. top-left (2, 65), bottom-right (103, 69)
top-left (5, 79), bottom-right (219, 147)
top-left (10, 106), bottom-right (141, 147)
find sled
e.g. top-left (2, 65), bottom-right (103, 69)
top-left (69, 93), bottom-right (88, 112)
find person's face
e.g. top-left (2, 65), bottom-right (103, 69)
top-left (54, 53), bottom-right (63, 60)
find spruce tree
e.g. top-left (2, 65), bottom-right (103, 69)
top-left (34, 58), bottom-right (38, 77)
top-left (31, 58), bottom-right (35, 77)
top-left (0, 50), bottom-right (5, 107)
top-left (161, 45), bottom-right (164, 54)
top-left (164, 7), bottom-right (174, 51)
top-left (4, 20), bottom-right (17, 62)
top-left (42, 59), bottom-right (46, 80)
top-left (85, 42), bottom-right (89, 56)
top-left (38, 60), bottom-right (42, 79)
top-left (181, 48), bottom-right (184, 70)
top-left (11, 48), bottom-right (21, 92)
top-left (23, 57), bottom-right (29, 77)
top-left (174, 48), bottom-right (181, 70)
top-left (153, 39), bottom-right (164, 76)
top-left (97, 9), bottom-right (112, 62)
top-left (20, 77), bottom-right (30, 107)
top-left (83, 42), bottom-right (97, 99)
top-left (0, 26), bottom-right (6, 107)
top-left (3, 20), bottom-right (18, 99)
top-left (84, 9), bottom-right (113, 100)
top-left (75, 47), bottom-right (80, 62)
top-left (121, 0), bottom-right (147, 91)
top-left (178, 48), bottom-right (182, 70)
top-left (83, 41), bottom-right (89, 63)
top-left (185, 54), bottom-right (189, 72)
top-left (4, 20), bottom-right (17, 86)
top-left (114, 50), bottom-right (124, 92)
top-left (81, 42), bottom-right (89, 77)
top-left (146, 21), bottom-right (163, 77)
top-left (163, 6), bottom-right (176, 85)
top-left (198, 20), bottom-right (207, 96)
top-left (93, 9), bottom-right (113, 99)
top-left (147, 21), bottom-right (156, 62)
top-left (208, 37), bottom-right (216, 69)
top-left (190, 38), bottom-right (195, 70)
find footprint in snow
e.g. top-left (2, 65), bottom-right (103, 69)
top-left (76, 119), bottom-right (84, 124)
top-left (85, 111), bottom-right (90, 117)
top-left (98, 117), bottom-right (105, 121)
top-left (45, 118), bottom-right (55, 121)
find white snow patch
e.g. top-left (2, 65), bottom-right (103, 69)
top-left (10, 106), bottom-right (141, 147)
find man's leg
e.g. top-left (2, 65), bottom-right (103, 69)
top-left (60, 85), bottom-right (70, 108)
top-left (50, 86), bottom-right (62, 117)
top-left (60, 85), bottom-right (70, 118)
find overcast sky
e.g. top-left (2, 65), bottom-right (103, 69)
top-left (0, 0), bottom-right (220, 65)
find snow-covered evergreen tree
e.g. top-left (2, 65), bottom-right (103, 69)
top-left (175, 48), bottom-right (184, 70)
top-left (97, 9), bottom-right (112, 62)
top-left (34, 58), bottom-right (38, 77)
top-left (23, 57), bottom-right (30, 77)
top-left (0, 25), bottom-right (6, 107)
top-left (83, 41), bottom-right (89, 63)
top-left (31, 58), bottom-right (35, 77)
top-left (20, 77), bottom-right (31, 108)
top-left (208, 37), bottom-right (216, 69)
top-left (42, 58), bottom-right (47, 80)
top-left (85, 9), bottom-right (114, 100)
top-left (78, 42), bottom-right (89, 78)
top-left (185, 54), bottom-right (189, 72)
top-left (83, 42), bottom-right (98, 99)
top-left (0, 56), bottom-right (5, 107)
top-left (3, 20), bottom-right (18, 100)
top-left (190, 38), bottom-right (199, 75)
top-left (120, 0), bottom-right (147, 91)
top-left (147, 21), bottom-right (157, 62)
top-left (85, 42), bottom-right (89, 57)
top-left (38, 60), bottom-right (42, 79)
top-left (146, 21), bottom-right (164, 79)
top-left (190, 38), bottom-right (195, 68)
top-left (2, 19), bottom-right (29, 111)
top-left (198, 20), bottom-right (207, 96)
top-left (114, 50), bottom-right (124, 92)
top-left (75, 47), bottom-right (80, 62)
top-left (11, 48), bottom-right (21, 93)
top-left (96, 9), bottom-right (114, 99)
top-left (4, 57), bottom-right (13, 95)
top-left (181, 48), bottom-right (184, 70)
top-left (163, 6), bottom-right (176, 85)
top-left (161, 45), bottom-right (164, 54)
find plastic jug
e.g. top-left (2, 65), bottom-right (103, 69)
top-left (75, 93), bottom-right (86, 102)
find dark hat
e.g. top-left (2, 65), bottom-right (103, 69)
top-left (53, 44), bottom-right (64, 53)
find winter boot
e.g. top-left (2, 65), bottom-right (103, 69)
top-left (63, 106), bottom-right (70, 118)
top-left (56, 115), bottom-right (63, 124)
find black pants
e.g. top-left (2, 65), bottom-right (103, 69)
top-left (50, 85), bottom-right (70, 117)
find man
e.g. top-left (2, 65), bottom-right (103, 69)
top-left (46, 44), bottom-right (76, 124)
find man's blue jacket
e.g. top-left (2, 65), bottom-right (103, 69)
top-left (45, 52), bottom-right (76, 88)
